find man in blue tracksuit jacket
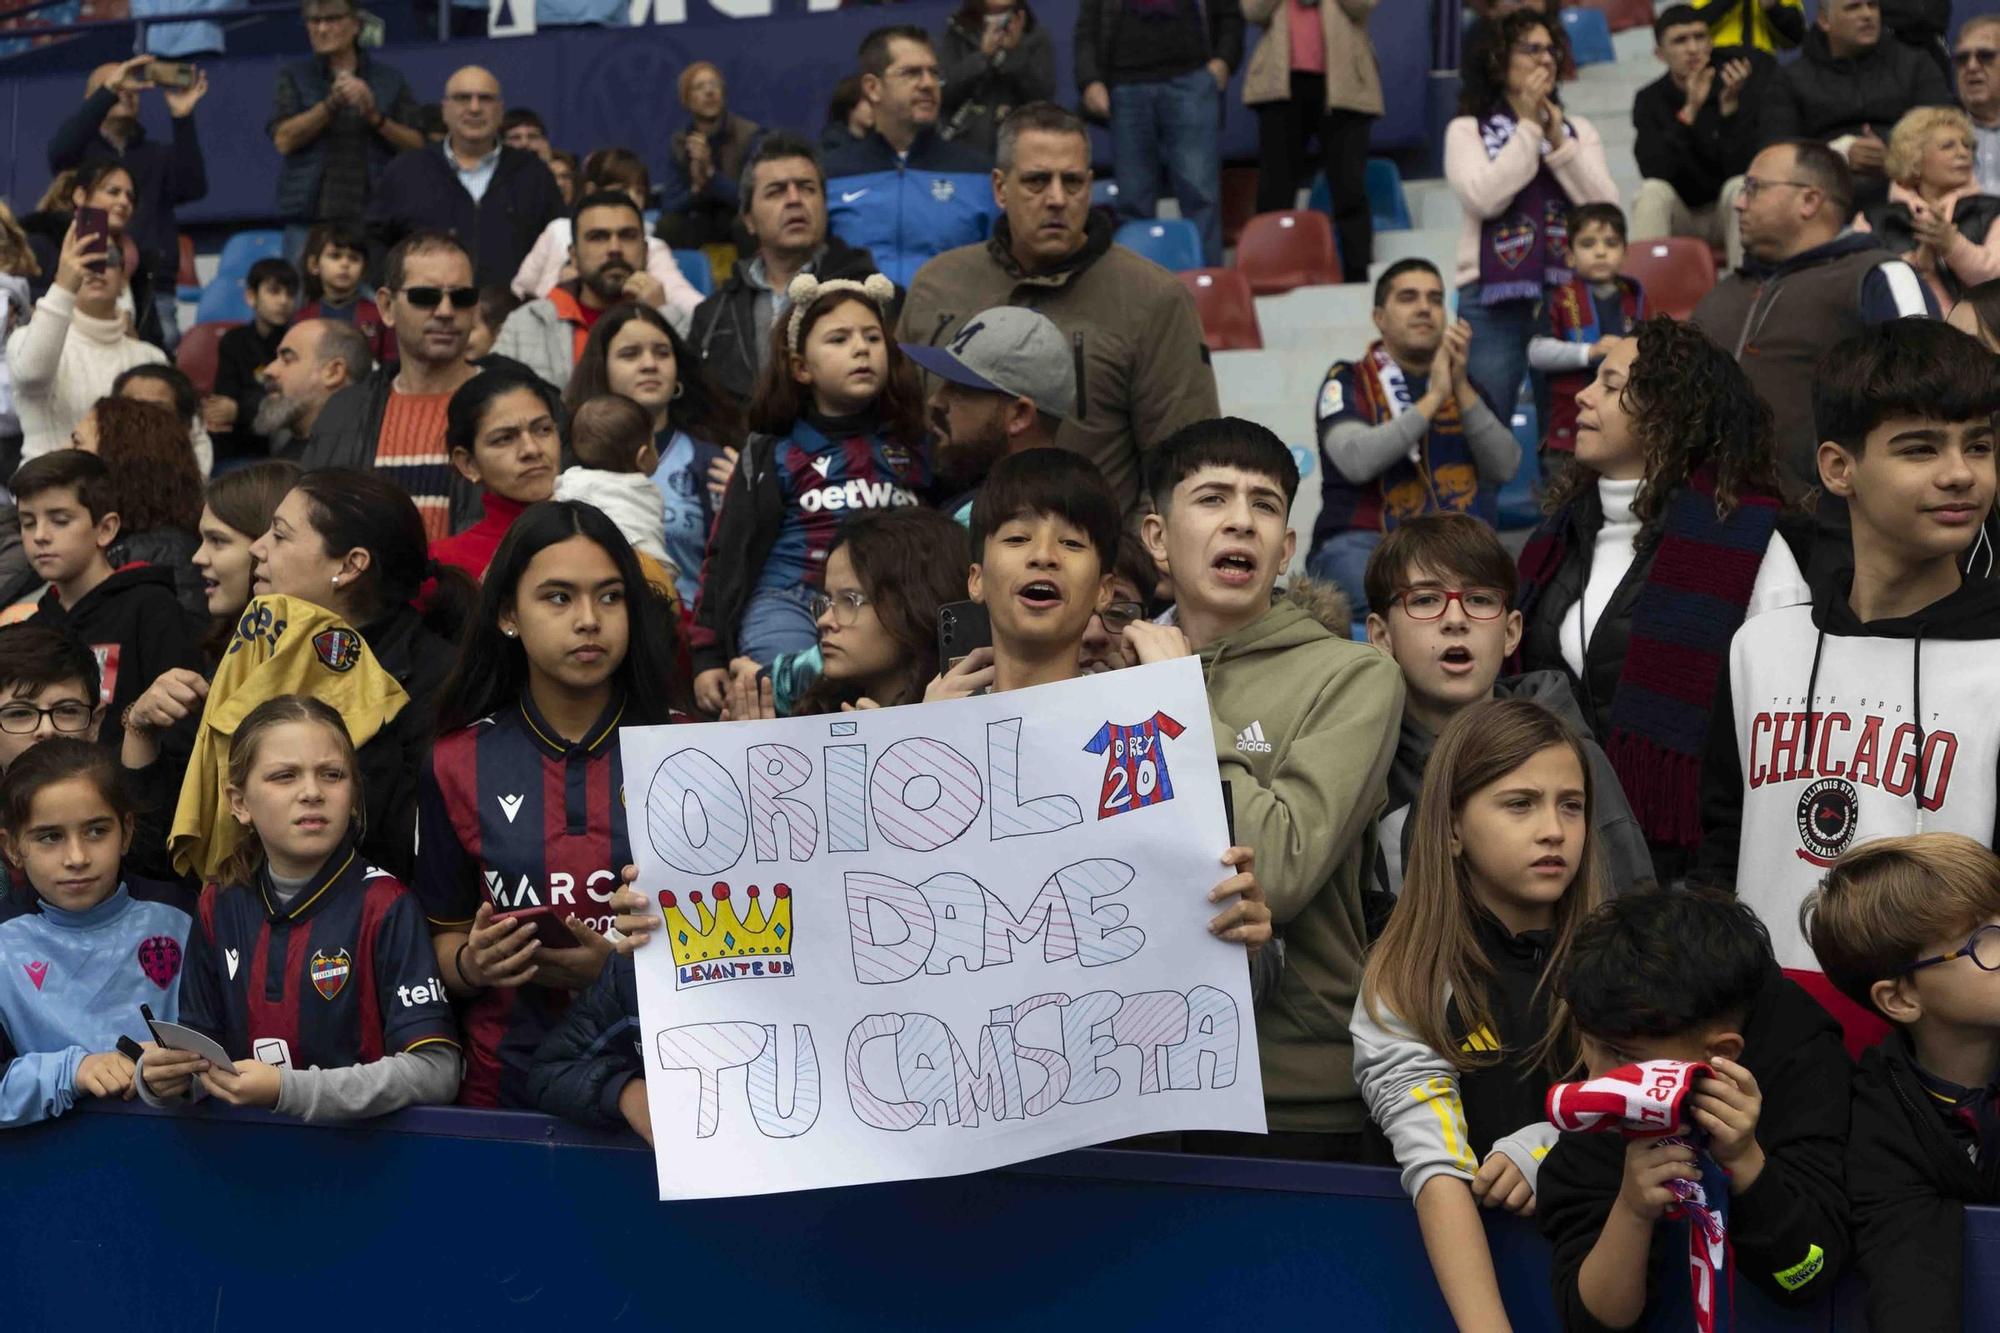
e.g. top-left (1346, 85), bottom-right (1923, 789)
top-left (826, 25), bottom-right (999, 288)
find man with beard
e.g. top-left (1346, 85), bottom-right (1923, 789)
top-left (901, 304), bottom-right (1073, 520)
top-left (490, 190), bottom-right (665, 392)
top-left (261, 319), bottom-right (372, 455)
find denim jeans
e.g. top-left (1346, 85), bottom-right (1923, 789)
top-left (152, 291), bottom-right (182, 355)
top-left (1457, 283), bottom-right (1539, 418)
top-left (1305, 528), bottom-right (1381, 622)
top-left (1110, 67), bottom-right (1223, 267)
top-left (738, 584), bottom-right (819, 666)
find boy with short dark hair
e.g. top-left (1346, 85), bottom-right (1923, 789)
top-left (1801, 834), bottom-right (2000, 1330)
top-left (1699, 320), bottom-right (2000, 1047)
top-left (0, 623), bottom-right (101, 774)
top-left (298, 222), bottom-right (392, 362)
top-left (1530, 202), bottom-right (1644, 459)
top-left (1127, 417), bottom-right (1404, 1158)
top-left (16, 451), bottom-right (200, 762)
top-left (1540, 889), bottom-right (1850, 1330)
top-left (212, 257), bottom-right (301, 462)
top-left (1363, 512), bottom-right (1651, 906)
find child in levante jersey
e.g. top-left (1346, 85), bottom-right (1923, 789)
top-left (689, 272), bottom-right (931, 713)
top-left (1354, 698), bottom-right (1606, 1330)
top-left (137, 696), bottom-right (462, 1120)
top-left (0, 739), bottom-right (190, 1125)
top-left (418, 500), bottom-right (678, 1107)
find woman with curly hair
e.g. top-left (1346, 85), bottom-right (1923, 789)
top-left (74, 395), bottom-right (207, 620)
top-left (1443, 9), bottom-right (1618, 416)
top-left (1513, 316), bottom-right (1809, 883)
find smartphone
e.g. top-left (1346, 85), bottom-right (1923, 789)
top-left (937, 600), bottom-right (991, 670)
top-left (495, 905), bottom-right (581, 948)
top-left (149, 60), bottom-right (196, 89)
top-left (74, 206), bottom-right (110, 273)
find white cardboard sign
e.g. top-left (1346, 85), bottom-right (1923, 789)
top-left (620, 659), bottom-right (1267, 1200)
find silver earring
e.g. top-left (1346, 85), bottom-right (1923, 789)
top-left (330, 574), bottom-right (341, 587)
top-left (503, 627), bottom-right (516, 638)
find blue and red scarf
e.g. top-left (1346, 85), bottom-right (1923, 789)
top-left (1543, 275), bottom-right (1646, 453)
top-left (1515, 464), bottom-right (1777, 848)
top-left (1477, 111), bottom-right (1576, 305)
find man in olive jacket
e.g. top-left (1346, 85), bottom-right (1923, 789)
top-left (897, 101), bottom-right (1218, 518)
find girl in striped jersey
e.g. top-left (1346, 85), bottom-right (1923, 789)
top-left (1351, 698), bottom-right (1607, 1332)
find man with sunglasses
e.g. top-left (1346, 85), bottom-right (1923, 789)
top-left (297, 231), bottom-right (486, 538)
top-left (366, 64), bottom-right (561, 290)
top-left (1957, 16), bottom-right (2000, 194)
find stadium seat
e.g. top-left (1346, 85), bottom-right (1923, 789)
top-left (1113, 219), bottom-right (1204, 273)
top-left (175, 233), bottom-right (200, 303)
top-left (1176, 268), bottom-right (1262, 351)
top-left (1220, 165), bottom-right (1260, 247)
top-left (671, 248), bottom-right (714, 298)
top-left (1364, 159), bottom-right (1412, 233)
top-left (174, 320), bottom-right (242, 394)
top-left (1497, 403), bottom-right (1543, 529)
top-left (1620, 236), bottom-right (1718, 321)
top-left (213, 230), bottom-right (285, 282)
top-left (1235, 210), bottom-right (1341, 296)
top-left (195, 280), bottom-right (253, 326)
top-left (1560, 7), bottom-right (1616, 65)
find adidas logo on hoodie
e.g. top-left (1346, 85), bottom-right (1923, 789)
top-left (1235, 721), bottom-right (1273, 754)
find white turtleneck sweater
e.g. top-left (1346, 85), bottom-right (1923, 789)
top-left (7, 286), bottom-right (165, 465)
top-left (1557, 474), bottom-right (1810, 678)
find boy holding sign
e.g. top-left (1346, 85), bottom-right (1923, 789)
top-left (1130, 419), bottom-right (1406, 1161)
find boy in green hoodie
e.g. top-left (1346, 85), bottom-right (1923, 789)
top-left (1127, 417), bottom-right (1405, 1159)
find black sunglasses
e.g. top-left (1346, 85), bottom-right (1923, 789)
top-left (399, 285), bottom-right (478, 310)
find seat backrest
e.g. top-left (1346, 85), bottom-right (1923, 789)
top-left (176, 233), bottom-right (198, 288)
top-left (174, 320), bottom-right (243, 394)
top-left (195, 279), bottom-right (254, 326)
top-left (671, 249), bottom-right (714, 298)
top-left (1560, 6), bottom-right (1616, 64)
top-left (1619, 236), bottom-right (1717, 320)
top-left (1220, 166), bottom-right (1261, 247)
top-left (1234, 210), bottom-right (1341, 295)
top-left (1112, 219), bottom-right (1204, 273)
top-left (1176, 268), bottom-right (1262, 352)
top-left (215, 230), bottom-right (286, 281)
top-left (1363, 159), bottom-right (1412, 232)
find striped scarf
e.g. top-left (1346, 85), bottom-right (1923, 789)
top-left (1516, 464), bottom-right (1777, 847)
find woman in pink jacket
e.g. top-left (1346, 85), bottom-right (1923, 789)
top-left (1857, 107), bottom-right (2000, 313)
top-left (1442, 10), bottom-right (1618, 417)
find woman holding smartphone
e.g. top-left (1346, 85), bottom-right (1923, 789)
top-left (937, 0), bottom-right (1057, 157)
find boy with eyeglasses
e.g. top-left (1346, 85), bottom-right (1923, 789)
top-left (1802, 833), bottom-right (2000, 1331)
top-left (1362, 513), bottom-right (1652, 921)
top-left (0, 624), bottom-right (101, 774)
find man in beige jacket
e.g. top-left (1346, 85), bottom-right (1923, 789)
top-left (897, 101), bottom-right (1219, 518)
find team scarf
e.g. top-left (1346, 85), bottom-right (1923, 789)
top-left (1543, 275), bottom-right (1646, 453)
top-left (1477, 110), bottom-right (1576, 305)
top-left (1514, 463), bottom-right (1777, 848)
top-left (1331, 344), bottom-right (1493, 528)
top-left (1547, 1060), bottom-right (1733, 1333)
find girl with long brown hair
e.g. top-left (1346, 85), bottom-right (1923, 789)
top-left (1353, 697), bottom-right (1608, 1332)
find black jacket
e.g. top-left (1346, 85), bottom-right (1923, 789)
top-left (1537, 968), bottom-right (1852, 1331)
top-left (291, 363), bottom-right (485, 534)
top-left (35, 563), bottom-right (201, 760)
top-left (528, 951), bottom-right (641, 1132)
top-left (1455, 912), bottom-right (1558, 1162)
top-left (687, 234), bottom-right (880, 403)
top-left (1862, 192), bottom-right (2000, 304)
top-left (46, 88), bottom-right (207, 277)
top-left (1073, 0), bottom-right (1242, 88)
top-left (1847, 1036), bottom-right (1998, 1332)
top-left (213, 322), bottom-right (285, 463)
top-left (1630, 51), bottom-right (1770, 210)
top-left (364, 142), bottom-right (562, 289)
top-left (107, 526), bottom-right (205, 624)
top-left (1762, 28), bottom-right (1954, 146)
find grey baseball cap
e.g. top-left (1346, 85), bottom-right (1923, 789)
top-left (902, 306), bottom-right (1077, 422)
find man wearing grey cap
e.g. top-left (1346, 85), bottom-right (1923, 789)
top-left (901, 304), bottom-right (1073, 512)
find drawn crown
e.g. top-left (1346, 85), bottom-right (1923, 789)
top-left (660, 882), bottom-right (792, 969)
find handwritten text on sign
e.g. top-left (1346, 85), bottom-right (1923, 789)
top-left (620, 659), bottom-right (1266, 1200)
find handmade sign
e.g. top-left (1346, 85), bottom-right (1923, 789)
top-left (621, 659), bottom-right (1266, 1200)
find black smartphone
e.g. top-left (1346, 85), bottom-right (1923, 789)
top-left (494, 905), bottom-right (581, 948)
top-left (73, 206), bottom-right (110, 273)
top-left (149, 60), bottom-right (196, 89)
top-left (937, 600), bottom-right (991, 670)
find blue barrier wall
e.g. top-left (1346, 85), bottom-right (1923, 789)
top-left (0, 0), bottom-right (1436, 228)
top-left (4, 1099), bottom-right (1998, 1330)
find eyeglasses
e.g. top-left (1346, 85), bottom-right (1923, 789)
top-left (1954, 47), bottom-right (1998, 68)
top-left (446, 91), bottom-right (501, 105)
top-left (885, 63), bottom-right (944, 85)
top-left (1512, 40), bottom-right (1558, 58)
top-left (398, 286), bottom-right (478, 310)
top-left (811, 590), bottom-right (870, 626)
top-left (1901, 924), bottom-right (2000, 975)
top-left (1739, 177), bottom-right (1815, 200)
top-left (1098, 601), bottom-right (1145, 633)
top-left (1392, 587), bottom-right (1508, 621)
top-left (0, 701), bottom-right (94, 735)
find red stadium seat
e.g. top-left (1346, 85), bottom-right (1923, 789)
top-left (1620, 237), bottom-right (1718, 321)
top-left (1177, 268), bottom-right (1262, 351)
top-left (1220, 165), bottom-right (1260, 248)
top-left (1235, 210), bottom-right (1341, 296)
top-left (176, 233), bottom-right (197, 289)
top-left (175, 320), bottom-right (242, 394)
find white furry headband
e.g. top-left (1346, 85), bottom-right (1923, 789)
top-left (785, 272), bottom-right (896, 354)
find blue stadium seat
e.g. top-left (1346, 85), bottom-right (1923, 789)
top-left (1288, 443), bottom-right (1315, 483)
top-left (1561, 7), bottom-right (1616, 65)
top-left (194, 279), bottom-right (253, 326)
top-left (1091, 179), bottom-right (1121, 212)
top-left (1364, 159), bottom-right (1412, 232)
top-left (1497, 404), bottom-right (1543, 529)
top-left (672, 249), bottom-right (714, 298)
top-left (1113, 219), bottom-right (1203, 273)
top-left (213, 230), bottom-right (286, 283)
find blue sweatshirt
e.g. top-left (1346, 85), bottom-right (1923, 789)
top-left (0, 886), bottom-right (192, 1126)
